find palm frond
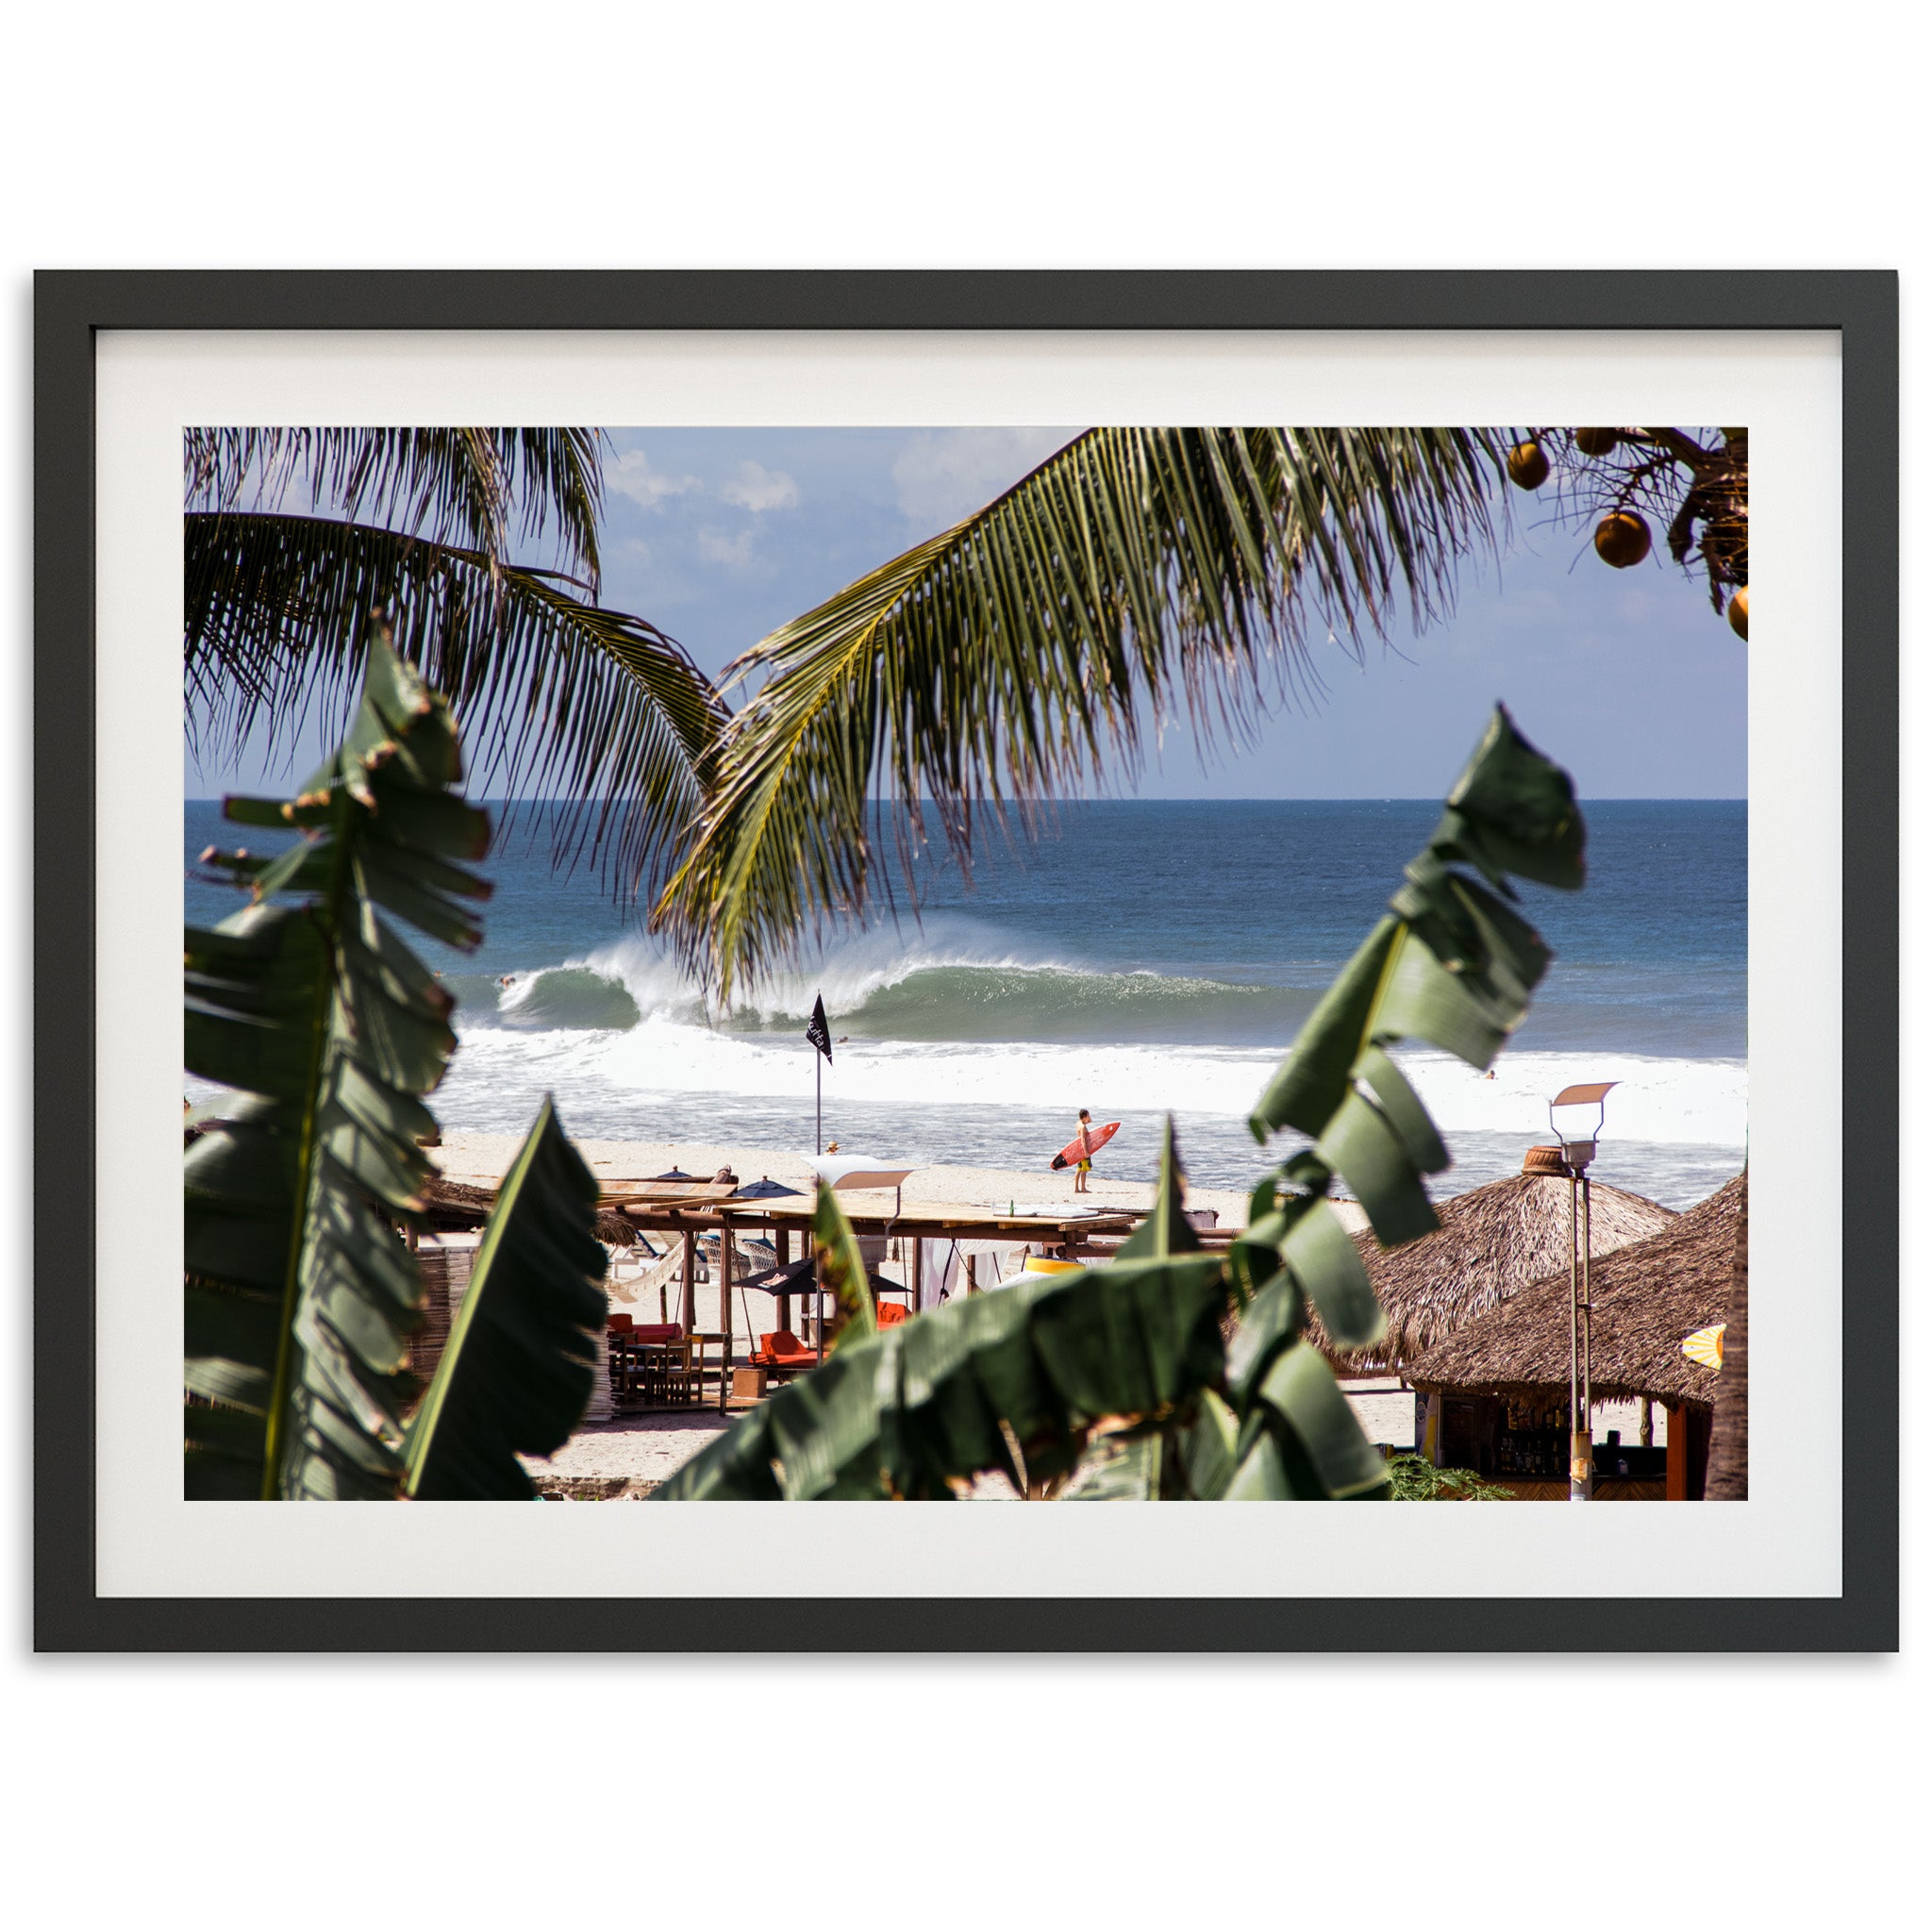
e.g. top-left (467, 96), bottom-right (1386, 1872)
top-left (653, 426), bottom-right (1509, 1000)
top-left (185, 511), bottom-right (725, 896)
top-left (184, 428), bottom-right (607, 589)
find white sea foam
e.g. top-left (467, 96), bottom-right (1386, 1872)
top-left (443, 909), bottom-right (1747, 1157)
top-left (445, 1015), bottom-right (1746, 1150)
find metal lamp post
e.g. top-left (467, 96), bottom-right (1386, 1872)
top-left (1550, 1081), bottom-right (1618, 1502)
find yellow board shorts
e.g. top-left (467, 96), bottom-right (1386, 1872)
top-left (1076, 1158), bottom-right (1092, 1173)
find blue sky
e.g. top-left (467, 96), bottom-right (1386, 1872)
top-left (188, 426), bottom-right (1746, 800)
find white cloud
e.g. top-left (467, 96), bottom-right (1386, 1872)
top-left (891, 426), bottom-right (1074, 531)
top-left (697, 526), bottom-right (757, 570)
top-left (719, 459), bottom-right (800, 513)
top-left (605, 448), bottom-right (702, 511)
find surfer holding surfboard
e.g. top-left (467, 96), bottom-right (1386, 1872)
top-left (1051, 1108), bottom-right (1120, 1192)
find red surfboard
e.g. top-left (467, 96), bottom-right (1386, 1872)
top-left (1050, 1121), bottom-right (1120, 1171)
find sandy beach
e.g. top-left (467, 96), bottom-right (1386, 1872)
top-left (431, 1128), bottom-right (1272, 1231)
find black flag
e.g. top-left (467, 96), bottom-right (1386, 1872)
top-left (805, 994), bottom-right (833, 1063)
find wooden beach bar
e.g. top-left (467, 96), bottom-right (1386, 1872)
top-left (414, 1167), bottom-right (1230, 1414)
top-left (618, 1189), bottom-right (1149, 1407)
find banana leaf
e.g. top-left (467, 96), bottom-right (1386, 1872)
top-left (401, 1097), bottom-right (608, 1500)
top-left (656, 1168), bottom-right (1228, 1501)
top-left (654, 707), bottom-right (1585, 1505)
top-left (813, 1179), bottom-right (878, 1352)
top-left (184, 624), bottom-right (487, 1499)
top-left (1213, 704), bottom-right (1584, 1484)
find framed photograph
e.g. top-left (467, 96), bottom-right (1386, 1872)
top-left (35, 270), bottom-right (1897, 1651)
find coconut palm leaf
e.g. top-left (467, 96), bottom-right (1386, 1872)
top-left (185, 511), bottom-right (725, 894)
top-left (184, 624), bottom-right (488, 1499)
top-left (184, 427), bottom-right (606, 590)
top-left (401, 1096), bottom-right (608, 1500)
top-left (655, 425), bottom-right (1509, 998)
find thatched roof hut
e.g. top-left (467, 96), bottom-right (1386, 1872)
top-left (1404, 1173), bottom-right (1745, 1408)
top-left (1317, 1163), bottom-right (1676, 1371)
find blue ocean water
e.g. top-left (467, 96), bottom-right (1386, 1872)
top-left (184, 798), bottom-right (1746, 1208)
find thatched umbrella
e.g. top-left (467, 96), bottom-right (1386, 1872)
top-left (422, 1176), bottom-right (495, 1230)
top-left (1403, 1174), bottom-right (1745, 1408)
top-left (422, 1174), bottom-right (637, 1247)
top-left (1317, 1159), bottom-right (1676, 1372)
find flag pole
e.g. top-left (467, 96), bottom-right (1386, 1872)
top-left (807, 991), bottom-right (832, 1156)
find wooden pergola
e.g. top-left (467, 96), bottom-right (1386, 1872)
top-left (609, 1188), bottom-right (1152, 1408)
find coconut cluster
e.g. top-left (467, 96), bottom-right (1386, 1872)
top-left (1505, 430), bottom-right (1747, 637)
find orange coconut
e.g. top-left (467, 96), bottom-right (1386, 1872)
top-left (1507, 441), bottom-right (1550, 491)
top-left (1594, 510), bottom-right (1652, 569)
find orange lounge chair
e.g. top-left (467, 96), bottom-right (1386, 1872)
top-left (752, 1330), bottom-right (819, 1371)
top-left (876, 1300), bottom-right (909, 1327)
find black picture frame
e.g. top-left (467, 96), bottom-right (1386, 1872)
top-left (35, 269), bottom-right (1898, 1652)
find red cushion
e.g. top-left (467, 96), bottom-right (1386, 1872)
top-left (607, 1313), bottom-right (634, 1333)
top-left (877, 1301), bottom-right (909, 1327)
top-left (756, 1330), bottom-right (816, 1365)
top-left (631, 1323), bottom-right (682, 1342)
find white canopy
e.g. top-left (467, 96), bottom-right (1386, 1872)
top-left (806, 1155), bottom-right (916, 1191)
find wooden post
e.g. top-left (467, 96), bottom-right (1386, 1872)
top-left (718, 1223), bottom-right (733, 1411)
top-left (1688, 1405), bottom-right (1712, 1501)
top-left (680, 1226), bottom-right (696, 1334)
top-left (775, 1225), bottom-right (791, 1336)
top-left (965, 1253), bottom-right (978, 1296)
top-left (1665, 1402), bottom-right (1688, 1499)
top-left (909, 1236), bottom-right (924, 1314)
top-left (1640, 1399), bottom-right (1654, 1448)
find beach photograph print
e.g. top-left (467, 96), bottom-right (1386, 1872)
top-left (183, 425), bottom-right (1747, 1506)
